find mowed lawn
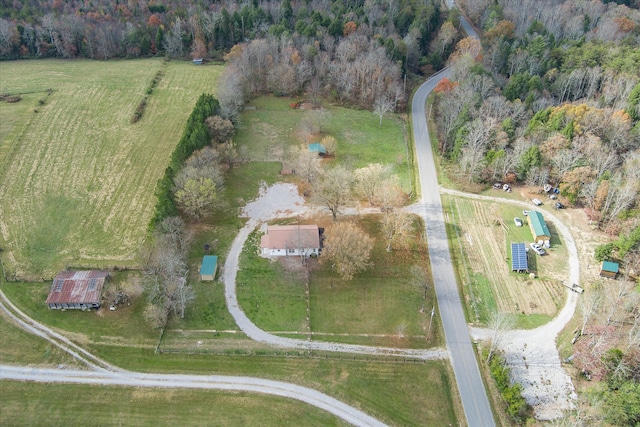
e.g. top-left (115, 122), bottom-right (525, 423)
top-left (237, 215), bottom-right (440, 349)
top-left (236, 96), bottom-right (413, 190)
top-left (0, 59), bottom-right (222, 278)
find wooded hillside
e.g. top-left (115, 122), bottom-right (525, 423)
top-left (435, 0), bottom-right (639, 234)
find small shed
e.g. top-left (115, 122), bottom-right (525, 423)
top-left (192, 58), bottom-right (203, 65)
top-left (200, 255), bottom-right (218, 281)
top-left (46, 270), bottom-right (109, 310)
top-left (511, 243), bottom-right (528, 273)
top-left (528, 211), bottom-right (551, 243)
top-left (600, 261), bottom-right (619, 279)
top-left (308, 142), bottom-right (326, 155)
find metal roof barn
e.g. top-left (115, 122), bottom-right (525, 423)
top-left (528, 211), bottom-right (551, 242)
top-left (46, 271), bottom-right (109, 310)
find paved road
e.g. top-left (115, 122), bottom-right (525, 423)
top-left (0, 365), bottom-right (387, 427)
top-left (411, 30), bottom-right (494, 427)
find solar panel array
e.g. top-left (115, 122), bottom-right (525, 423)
top-left (511, 243), bottom-right (528, 272)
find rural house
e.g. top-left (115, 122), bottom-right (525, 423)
top-left (200, 255), bottom-right (218, 281)
top-left (528, 211), bottom-right (551, 243)
top-left (260, 224), bottom-right (321, 257)
top-left (46, 270), bottom-right (109, 310)
top-left (511, 243), bottom-right (528, 273)
top-left (600, 261), bottom-right (619, 279)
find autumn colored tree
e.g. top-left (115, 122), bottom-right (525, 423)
top-left (434, 78), bottom-right (458, 94)
top-left (343, 21), bottom-right (357, 36)
top-left (321, 222), bottom-right (373, 280)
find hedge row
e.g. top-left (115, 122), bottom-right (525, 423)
top-left (150, 93), bottom-right (219, 228)
top-left (489, 354), bottom-right (530, 424)
top-left (131, 69), bottom-right (164, 124)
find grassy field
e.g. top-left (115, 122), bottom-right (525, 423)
top-left (235, 96), bottom-right (414, 193)
top-left (88, 344), bottom-right (459, 426)
top-left (0, 59), bottom-right (222, 279)
top-left (0, 381), bottom-right (350, 427)
top-left (236, 214), bottom-right (440, 348)
top-left (442, 195), bottom-right (566, 328)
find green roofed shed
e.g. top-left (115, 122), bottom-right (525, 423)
top-left (600, 261), bottom-right (619, 279)
top-left (308, 142), bottom-right (326, 155)
top-left (200, 255), bottom-right (218, 281)
top-left (528, 211), bottom-right (551, 242)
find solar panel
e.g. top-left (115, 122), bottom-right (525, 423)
top-left (87, 278), bottom-right (97, 291)
top-left (511, 243), bottom-right (528, 272)
top-left (54, 279), bottom-right (64, 292)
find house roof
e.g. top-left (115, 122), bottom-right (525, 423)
top-left (260, 225), bottom-right (320, 250)
top-left (529, 211), bottom-right (550, 237)
top-left (45, 271), bottom-right (108, 305)
top-left (308, 143), bottom-right (326, 154)
top-left (201, 255), bottom-right (218, 276)
top-left (511, 243), bottom-right (528, 271)
top-left (601, 261), bottom-right (619, 273)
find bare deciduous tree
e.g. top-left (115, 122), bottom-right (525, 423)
top-left (354, 163), bottom-right (390, 206)
top-left (373, 96), bottom-right (394, 126)
top-left (486, 311), bottom-right (516, 363)
top-left (313, 165), bottom-right (353, 220)
top-left (291, 145), bottom-right (322, 183)
top-left (321, 222), bottom-right (373, 280)
top-left (144, 217), bottom-right (195, 327)
top-left (381, 210), bottom-right (414, 252)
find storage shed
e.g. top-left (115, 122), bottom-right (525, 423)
top-left (46, 271), bottom-right (109, 310)
top-left (600, 261), bottom-right (619, 279)
top-left (511, 243), bottom-right (528, 273)
top-left (200, 255), bottom-right (218, 281)
top-left (528, 211), bottom-right (551, 243)
top-left (308, 142), bottom-right (326, 155)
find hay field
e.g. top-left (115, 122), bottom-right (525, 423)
top-left (0, 59), bottom-right (222, 278)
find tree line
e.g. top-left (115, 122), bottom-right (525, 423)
top-left (0, 0), bottom-right (445, 74)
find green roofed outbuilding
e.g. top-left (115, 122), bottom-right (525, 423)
top-left (600, 261), bottom-right (619, 279)
top-left (200, 255), bottom-right (218, 281)
top-left (528, 211), bottom-right (551, 243)
top-left (308, 142), bottom-right (326, 155)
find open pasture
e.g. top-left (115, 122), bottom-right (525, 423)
top-left (235, 96), bottom-right (413, 191)
top-left (0, 59), bottom-right (222, 278)
top-left (443, 195), bottom-right (566, 327)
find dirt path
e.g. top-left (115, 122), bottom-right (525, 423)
top-left (223, 183), bottom-right (448, 360)
top-left (439, 188), bottom-right (579, 420)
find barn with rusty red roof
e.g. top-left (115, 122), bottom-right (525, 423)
top-left (46, 270), bottom-right (109, 310)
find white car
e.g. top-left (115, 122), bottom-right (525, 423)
top-left (514, 217), bottom-right (523, 227)
top-left (532, 198), bottom-right (542, 206)
top-left (530, 242), bottom-right (546, 255)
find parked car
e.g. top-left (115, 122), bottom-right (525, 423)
top-left (514, 217), bottom-right (523, 227)
top-left (523, 210), bottom-right (530, 216)
top-left (554, 202), bottom-right (564, 209)
top-left (530, 242), bottom-right (546, 255)
top-left (532, 198), bottom-right (543, 206)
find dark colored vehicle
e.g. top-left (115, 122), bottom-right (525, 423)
top-left (554, 202), bottom-right (564, 209)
